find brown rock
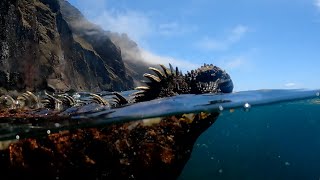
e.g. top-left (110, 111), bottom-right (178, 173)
top-left (0, 111), bottom-right (219, 180)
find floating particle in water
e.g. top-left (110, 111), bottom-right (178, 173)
top-left (54, 123), bottom-right (61, 128)
top-left (284, 161), bottom-right (290, 166)
top-left (218, 105), bottom-right (224, 111)
top-left (47, 130), bottom-right (51, 134)
top-left (266, 124), bottom-right (270, 128)
top-left (210, 157), bottom-right (214, 160)
top-left (218, 169), bottom-right (223, 173)
top-left (229, 109), bottom-right (235, 113)
top-left (15, 135), bottom-right (20, 140)
top-left (201, 144), bottom-right (208, 148)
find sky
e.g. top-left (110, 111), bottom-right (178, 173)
top-left (67, 0), bottom-right (320, 91)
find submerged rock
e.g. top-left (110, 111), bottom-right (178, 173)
top-left (0, 111), bottom-right (219, 180)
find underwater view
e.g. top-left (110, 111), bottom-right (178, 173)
top-left (180, 91), bottom-right (320, 180)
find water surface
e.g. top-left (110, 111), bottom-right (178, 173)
top-left (0, 89), bottom-right (319, 179)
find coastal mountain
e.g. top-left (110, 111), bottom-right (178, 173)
top-left (58, 0), bottom-right (153, 86)
top-left (0, 0), bottom-right (150, 92)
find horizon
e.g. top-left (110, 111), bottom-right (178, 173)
top-left (67, 0), bottom-right (320, 91)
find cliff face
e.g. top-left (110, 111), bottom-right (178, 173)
top-left (58, 0), bottom-right (152, 87)
top-left (0, 0), bottom-right (134, 92)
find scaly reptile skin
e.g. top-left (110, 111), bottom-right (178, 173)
top-left (133, 63), bottom-right (233, 102)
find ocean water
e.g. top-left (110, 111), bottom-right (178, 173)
top-left (0, 89), bottom-right (319, 179)
top-left (179, 90), bottom-right (320, 180)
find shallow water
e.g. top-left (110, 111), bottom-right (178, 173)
top-left (0, 89), bottom-right (319, 179)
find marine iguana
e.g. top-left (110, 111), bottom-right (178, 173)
top-left (0, 63), bottom-right (233, 180)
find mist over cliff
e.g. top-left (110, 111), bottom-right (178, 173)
top-left (58, 0), bottom-right (153, 86)
top-left (0, 0), bottom-right (151, 92)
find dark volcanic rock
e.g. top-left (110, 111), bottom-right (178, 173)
top-left (0, 0), bottom-right (134, 92)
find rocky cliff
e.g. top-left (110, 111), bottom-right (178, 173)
top-left (0, 0), bottom-right (142, 93)
top-left (58, 0), bottom-right (153, 86)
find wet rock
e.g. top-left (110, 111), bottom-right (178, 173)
top-left (0, 111), bottom-right (219, 180)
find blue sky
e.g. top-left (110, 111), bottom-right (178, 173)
top-left (67, 0), bottom-right (320, 91)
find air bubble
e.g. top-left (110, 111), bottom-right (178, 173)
top-left (47, 130), bottom-right (51, 134)
top-left (243, 102), bottom-right (251, 111)
top-left (54, 123), bottom-right (61, 128)
top-left (316, 92), bottom-right (320, 97)
top-left (218, 105), bottom-right (224, 111)
top-left (16, 135), bottom-right (20, 140)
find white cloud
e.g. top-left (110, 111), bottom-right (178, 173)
top-left (73, 0), bottom-right (107, 17)
top-left (92, 10), bottom-right (153, 43)
top-left (231, 25), bottom-right (249, 40)
top-left (197, 37), bottom-right (227, 51)
top-left (93, 13), bottom-right (196, 41)
top-left (158, 23), bottom-right (179, 36)
top-left (197, 24), bottom-right (249, 51)
top-left (316, 0), bottom-right (320, 9)
top-left (69, 0), bottom-right (202, 74)
top-left (215, 48), bottom-right (259, 71)
top-left (284, 82), bottom-right (297, 88)
top-left (224, 57), bottom-right (246, 70)
top-left (79, 3), bottom-right (197, 44)
top-left (158, 22), bottom-right (197, 36)
top-left (70, 1), bottom-right (153, 43)
top-left (140, 49), bottom-right (200, 72)
top-left (214, 56), bottom-right (251, 73)
top-left (71, 1), bottom-right (248, 74)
